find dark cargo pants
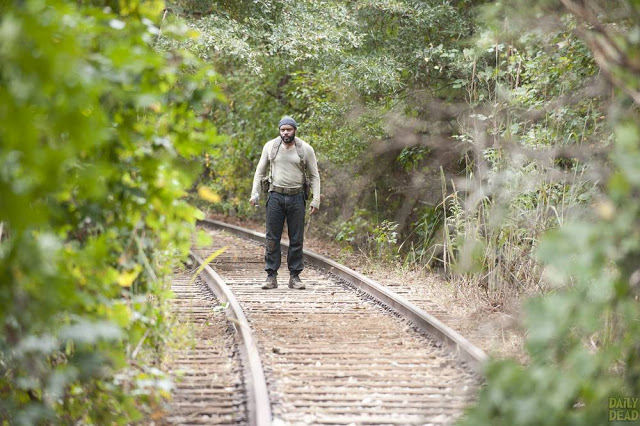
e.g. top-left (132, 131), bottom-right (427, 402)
top-left (265, 191), bottom-right (305, 277)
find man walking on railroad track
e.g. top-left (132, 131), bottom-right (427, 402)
top-left (249, 116), bottom-right (321, 290)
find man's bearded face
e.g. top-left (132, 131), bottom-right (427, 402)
top-left (280, 125), bottom-right (296, 143)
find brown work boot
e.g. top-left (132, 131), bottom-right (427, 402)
top-left (262, 275), bottom-right (277, 289)
top-left (288, 275), bottom-right (305, 290)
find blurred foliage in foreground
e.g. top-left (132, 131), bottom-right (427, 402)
top-left (460, 0), bottom-right (640, 424)
top-left (0, 0), bottom-right (221, 422)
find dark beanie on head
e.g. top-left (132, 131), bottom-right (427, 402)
top-left (278, 116), bottom-right (297, 129)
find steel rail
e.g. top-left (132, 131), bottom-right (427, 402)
top-left (198, 218), bottom-right (488, 374)
top-left (189, 250), bottom-right (272, 426)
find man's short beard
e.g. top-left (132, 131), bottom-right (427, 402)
top-left (281, 132), bottom-right (295, 143)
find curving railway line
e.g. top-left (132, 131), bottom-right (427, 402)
top-left (166, 219), bottom-right (487, 425)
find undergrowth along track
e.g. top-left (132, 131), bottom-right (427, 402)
top-left (181, 219), bottom-right (487, 425)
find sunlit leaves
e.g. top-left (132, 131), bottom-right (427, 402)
top-left (197, 185), bottom-right (222, 203)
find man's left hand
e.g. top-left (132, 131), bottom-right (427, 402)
top-left (310, 206), bottom-right (318, 215)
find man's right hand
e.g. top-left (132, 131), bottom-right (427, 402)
top-left (250, 197), bottom-right (259, 207)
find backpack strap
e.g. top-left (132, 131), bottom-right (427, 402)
top-left (294, 139), bottom-right (311, 201)
top-left (294, 138), bottom-right (308, 178)
top-left (267, 138), bottom-right (282, 183)
top-left (269, 138), bottom-right (282, 162)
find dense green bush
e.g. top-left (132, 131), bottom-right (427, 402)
top-left (0, 0), bottom-right (221, 422)
top-left (334, 209), bottom-right (400, 259)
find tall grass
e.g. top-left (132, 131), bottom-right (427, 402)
top-left (409, 13), bottom-right (610, 305)
top-left (441, 163), bottom-right (596, 304)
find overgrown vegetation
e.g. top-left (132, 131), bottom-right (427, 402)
top-left (0, 0), bottom-right (221, 422)
top-left (460, 0), bottom-right (640, 423)
top-left (441, 7), bottom-right (607, 301)
top-left (3, 0), bottom-right (639, 423)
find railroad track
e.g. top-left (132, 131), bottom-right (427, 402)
top-left (165, 271), bottom-right (249, 425)
top-left (167, 219), bottom-right (486, 425)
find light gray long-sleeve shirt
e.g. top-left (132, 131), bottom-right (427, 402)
top-left (250, 137), bottom-right (321, 209)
